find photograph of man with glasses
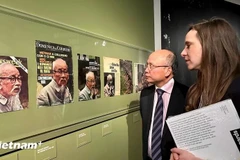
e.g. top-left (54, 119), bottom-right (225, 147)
top-left (78, 54), bottom-right (101, 101)
top-left (37, 58), bottom-right (72, 106)
top-left (79, 71), bottom-right (98, 101)
top-left (0, 62), bottom-right (25, 113)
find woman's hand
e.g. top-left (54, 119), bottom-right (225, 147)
top-left (170, 152), bottom-right (179, 160)
top-left (170, 148), bottom-right (202, 160)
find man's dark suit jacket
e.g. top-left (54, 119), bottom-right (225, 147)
top-left (140, 81), bottom-right (188, 160)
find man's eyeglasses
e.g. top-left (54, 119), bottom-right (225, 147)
top-left (145, 63), bottom-right (169, 70)
top-left (53, 70), bottom-right (69, 74)
top-left (0, 76), bottom-right (22, 83)
top-left (87, 80), bottom-right (96, 83)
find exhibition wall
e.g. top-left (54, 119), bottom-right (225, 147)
top-left (0, 0), bottom-right (154, 158)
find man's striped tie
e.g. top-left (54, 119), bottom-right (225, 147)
top-left (152, 89), bottom-right (164, 160)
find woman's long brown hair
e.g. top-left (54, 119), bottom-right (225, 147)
top-left (186, 18), bottom-right (240, 111)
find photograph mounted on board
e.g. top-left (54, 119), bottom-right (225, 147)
top-left (0, 56), bottom-right (28, 113)
top-left (104, 73), bottom-right (115, 97)
top-left (78, 54), bottom-right (101, 101)
top-left (103, 57), bottom-right (120, 97)
top-left (120, 59), bottom-right (133, 95)
top-left (36, 40), bottom-right (73, 107)
top-left (134, 63), bottom-right (148, 93)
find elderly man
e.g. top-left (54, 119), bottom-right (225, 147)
top-left (79, 71), bottom-right (97, 101)
top-left (37, 58), bottom-right (72, 106)
top-left (0, 63), bottom-right (23, 113)
top-left (140, 49), bottom-right (188, 160)
top-left (104, 74), bottom-right (115, 97)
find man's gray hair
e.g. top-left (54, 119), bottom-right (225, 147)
top-left (52, 58), bottom-right (67, 70)
top-left (0, 63), bottom-right (16, 76)
top-left (86, 71), bottom-right (95, 80)
top-left (166, 53), bottom-right (178, 75)
top-left (107, 74), bottom-right (112, 80)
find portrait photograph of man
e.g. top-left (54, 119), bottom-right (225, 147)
top-left (104, 73), bottom-right (115, 97)
top-left (36, 40), bottom-right (73, 107)
top-left (0, 56), bottom-right (28, 113)
top-left (103, 57), bottom-right (121, 96)
top-left (78, 54), bottom-right (101, 101)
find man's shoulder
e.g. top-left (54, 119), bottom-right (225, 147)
top-left (40, 83), bottom-right (51, 91)
top-left (174, 80), bottom-right (189, 90)
top-left (104, 84), bottom-right (109, 89)
top-left (227, 76), bottom-right (240, 93)
top-left (141, 85), bottom-right (155, 96)
top-left (79, 93), bottom-right (87, 100)
top-left (173, 80), bottom-right (189, 94)
top-left (80, 86), bottom-right (87, 92)
top-left (38, 83), bottom-right (54, 96)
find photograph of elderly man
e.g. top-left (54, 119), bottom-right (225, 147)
top-left (36, 40), bottom-right (73, 107)
top-left (37, 58), bottom-right (72, 106)
top-left (0, 56), bottom-right (28, 113)
top-left (78, 54), bottom-right (101, 101)
top-left (104, 73), bottom-right (115, 97)
top-left (79, 71), bottom-right (99, 101)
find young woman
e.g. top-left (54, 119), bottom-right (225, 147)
top-left (170, 17), bottom-right (240, 160)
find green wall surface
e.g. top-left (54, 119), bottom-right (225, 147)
top-left (0, 0), bottom-right (154, 50)
top-left (0, 1), bottom-right (153, 159)
top-left (0, 111), bottom-right (142, 160)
